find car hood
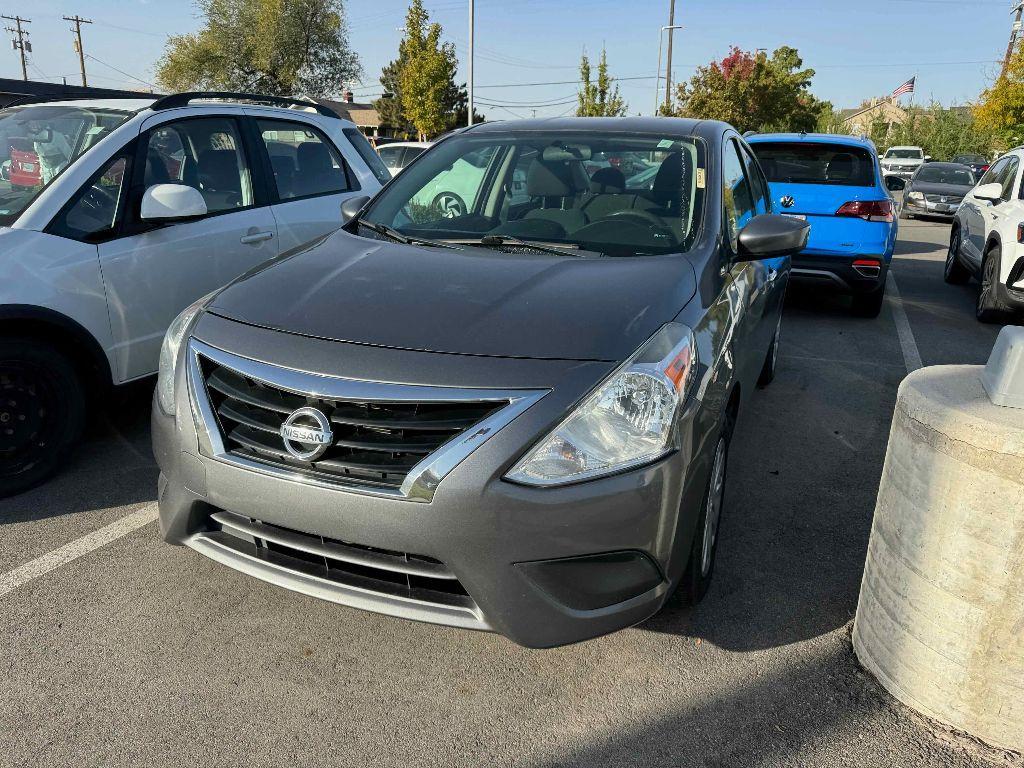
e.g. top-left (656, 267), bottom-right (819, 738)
top-left (883, 158), bottom-right (923, 166)
top-left (207, 230), bottom-right (698, 362)
top-left (909, 181), bottom-right (973, 196)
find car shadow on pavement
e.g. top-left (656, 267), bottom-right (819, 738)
top-left (0, 379), bottom-right (158, 524)
top-left (642, 288), bottom-right (902, 652)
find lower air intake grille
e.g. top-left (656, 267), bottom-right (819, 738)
top-left (209, 509), bottom-right (475, 610)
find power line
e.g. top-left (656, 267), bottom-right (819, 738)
top-left (84, 54), bottom-right (158, 90)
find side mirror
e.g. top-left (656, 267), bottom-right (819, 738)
top-left (885, 176), bottom-right (907, 192)
top-left (341, 194), bottom-right (372, 224)
top-left (975, 182), bottom-right (1004, 202)
top-left (737, 214), bottom-right (810, 260)
top-left (924, 155), bottom-right (933, 162)
top-left (140, 184), bottom-right (207, 221)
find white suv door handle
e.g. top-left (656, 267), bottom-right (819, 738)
top-left (240, 231), bottom-right (274, 245)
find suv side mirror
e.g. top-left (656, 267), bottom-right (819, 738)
top-left (341, 194), bottom-right (372, 224)
top-left (736, 214), bottom-right (810, 260)
top-left (140, 184), bottom-right (207, 221)
top-left (885, 176), bottom-right (907, 192)
top-left (975, 182), bottom-right (1004, 202)
top-left (924, 155), bottom-right (933, 162)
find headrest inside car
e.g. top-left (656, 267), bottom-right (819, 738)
top-left (527, 158), bottom-right (590, 198)
top-left (542, 144), bottom-right (592, 162)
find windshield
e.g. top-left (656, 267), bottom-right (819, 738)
top-left (0, 104), bottom-right (131, 225)
top-left (915, 165), bottom-right (975, 185)
top-left (751, 142), bottom-right (876, 186)
top-left (953, 154), bottom-right (986, 164)
top-left (359, 131), bottom-right (705, 257)
top-left (884, 148), bottom-right (923, 159)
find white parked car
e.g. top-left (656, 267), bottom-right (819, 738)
top-left (947, 148), bottom-right (1024, 323)
top-left (0, 92), bottom-right (389, 496)
top-left (880, 145), bottom-right (928, 179)
top-left (376, 140), bottom-right (431, 174)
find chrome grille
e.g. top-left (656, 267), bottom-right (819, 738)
top-left (187, 339), bottom-right (546, 501)
top-left (925, 194), bottom-right (961, 204)
top-left (200, 358), bottom-right (506, 490)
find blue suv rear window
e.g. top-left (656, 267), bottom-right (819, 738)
top-left (751, 142), bottom-right (875, 187)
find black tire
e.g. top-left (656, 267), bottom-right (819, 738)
top-left (851, 286), bottom-right (886, 318)
top-left (680, 412), bottom-right (733, 605)
top-left (0, 339), bottom-right (86, 498)
top-left (431, 191), bottom-right (466, 219)
top-left (976, 245), bottom-right (1014, 324)
top-left (944, 227), bottom-right (971, 285)
top-left (757, 319), bottom-right (781, 388)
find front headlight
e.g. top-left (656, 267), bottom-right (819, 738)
top-left (908, 191), bottom-right (924, 201)
top-left (156, 294), bottom-right (213, 415)
top-left (506, 323), bottom-right (698, 487)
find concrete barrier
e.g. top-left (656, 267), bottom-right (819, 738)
top-left (853, 327), bottom-right (1024, 752)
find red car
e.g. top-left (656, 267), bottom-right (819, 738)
top-left (8, 139), bottom-right (41, 189)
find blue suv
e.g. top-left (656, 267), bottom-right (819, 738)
top-left (747, 133), bottom-right (899, 317)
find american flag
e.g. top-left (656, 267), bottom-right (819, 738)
top-left (891, 77), bottom-right (916, 99)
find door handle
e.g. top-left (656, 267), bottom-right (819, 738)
top-left (240, 231), bottom-right (274, 245)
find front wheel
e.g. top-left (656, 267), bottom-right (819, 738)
top-left (680, 418), bottom-right (732, 605)
top-left (0, 339), bottom-right (86, 498)
top-left (944, 228), bottom-right (971, 285)
top-left (431, 192), bottom-right (467, 219)
top-left (976, 245), bottom-right (1014, 324)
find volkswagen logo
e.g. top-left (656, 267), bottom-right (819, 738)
top-left (280, 407), bottom-right (333, 461)
top-left (780, 195), bottom-right (795, 209)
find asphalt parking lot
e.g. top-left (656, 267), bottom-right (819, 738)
top-left (1, 219), bottom-right (1020, 768)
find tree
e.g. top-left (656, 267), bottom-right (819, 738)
top-left (868, 102), bottom-right (994, 160)
top-left (974, 49), bottom-right (1024, 151)
top-left (577, 48), bottom-right (627, 117)
top-left (672, 46), bottom-right (827, 133)
top-left (156, 0), bottom-right (361, 98)
top-left (395, 0), bottom-right (460, 140)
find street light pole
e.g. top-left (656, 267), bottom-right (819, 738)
top-left (468, 0), bottom-right (475, 126)
top-left (654, 24), bottom-right (684, 116)
top-left (664, 0), bottom-right (676, 111)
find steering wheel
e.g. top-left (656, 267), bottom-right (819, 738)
top-left (79, 185), bottom-right (116, 215)
top-left (606, 208), bottom-right (675, 237)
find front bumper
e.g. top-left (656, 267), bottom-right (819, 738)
top-left (790, 253), bottom-right (888, 295)
top-left (154, 313), bottom-right (718, 648)
top-left (904, 197), bottom-right (959, 218)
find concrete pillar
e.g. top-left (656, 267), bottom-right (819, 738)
top-left (853, 338), bottom-right (1024, 751)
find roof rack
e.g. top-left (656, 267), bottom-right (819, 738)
top-left (149, 91), bottom-right (338, 118)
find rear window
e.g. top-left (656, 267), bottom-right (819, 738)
top-left (751, 142), bottom-right (876, 187)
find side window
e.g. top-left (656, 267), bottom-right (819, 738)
top-left (257, 119), bottom-right (352, 201)
top-left (142, 117), bottom-right (253, 215)
top-left (740, 146), bottom-right (770, 215)
top-left (722, 139), bottom-right (756, 251)
top-left (343, 127), bottom-right (391, 184)
top-left (999, 156), bottom-right (1019, 201)
top-left (978, 157), bottom-right (1005, 187)
top-left (49, 152), bottom-right (131, 242)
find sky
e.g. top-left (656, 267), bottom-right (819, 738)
top-left (1, 0), bottom-right (1016, 119)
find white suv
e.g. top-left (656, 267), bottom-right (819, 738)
top-left (0, 92), bottom-right (390, 496)
top-left (948, 148), bottom-right (1024, 323)
top-left (880, 146), bottom-right (927, 179)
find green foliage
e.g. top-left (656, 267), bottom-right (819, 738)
top-left (868, 102), bottom-right (995, 160)
top-left (672, 46), bottom-right (828, 133)
top-left (374, 0), bottom-right (480, 139)
top-left (155, 0), bottom-right (361, 98)
top-left (815, 106), bottom-right (852, 135)
top-left (975, 48), bottom-right (1024, 151)
top-left (576, 48), bottom-right (627, 117)
top-left (396, 0), bottom-right (459, 140)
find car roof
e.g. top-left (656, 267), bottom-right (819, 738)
top-left (463, 116), bottom-right (712, 137)
top-left (746, 132), bottom-right (877, 151)
top-left (886, 145), bottom-right (923, 151)
top-left (917, 161), bottom-right (970, 169)
top-left (10, 97), bottom-right (157, 111)
top-left (381, 141), bottom-right (432, 149)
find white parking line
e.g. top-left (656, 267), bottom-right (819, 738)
top-left (0, 504), bottom-right (157, 599)
top-left (886, 271), bottom-right (923, 374)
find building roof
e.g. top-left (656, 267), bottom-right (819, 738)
top-left (316, 99), bottom-right (380, 128)
top-left (0, 77), bottom-right (153, 108)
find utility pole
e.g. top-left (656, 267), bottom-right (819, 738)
top-left (2, 15), bottom-right (31, 81)
top-left (663, 0), bottom-right (676, 113)
top-left (467, 0), bottom-right (474, 126)
top-left (63, 15), bottom-right (92, 87)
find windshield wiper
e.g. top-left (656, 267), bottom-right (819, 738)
top-left (475, 234), bottom-right (600, 258)
top-left (357, 220), bottom-right (462, 250)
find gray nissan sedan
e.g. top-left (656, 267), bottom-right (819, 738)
top-left (152, 117), bottom-right (808, 647)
